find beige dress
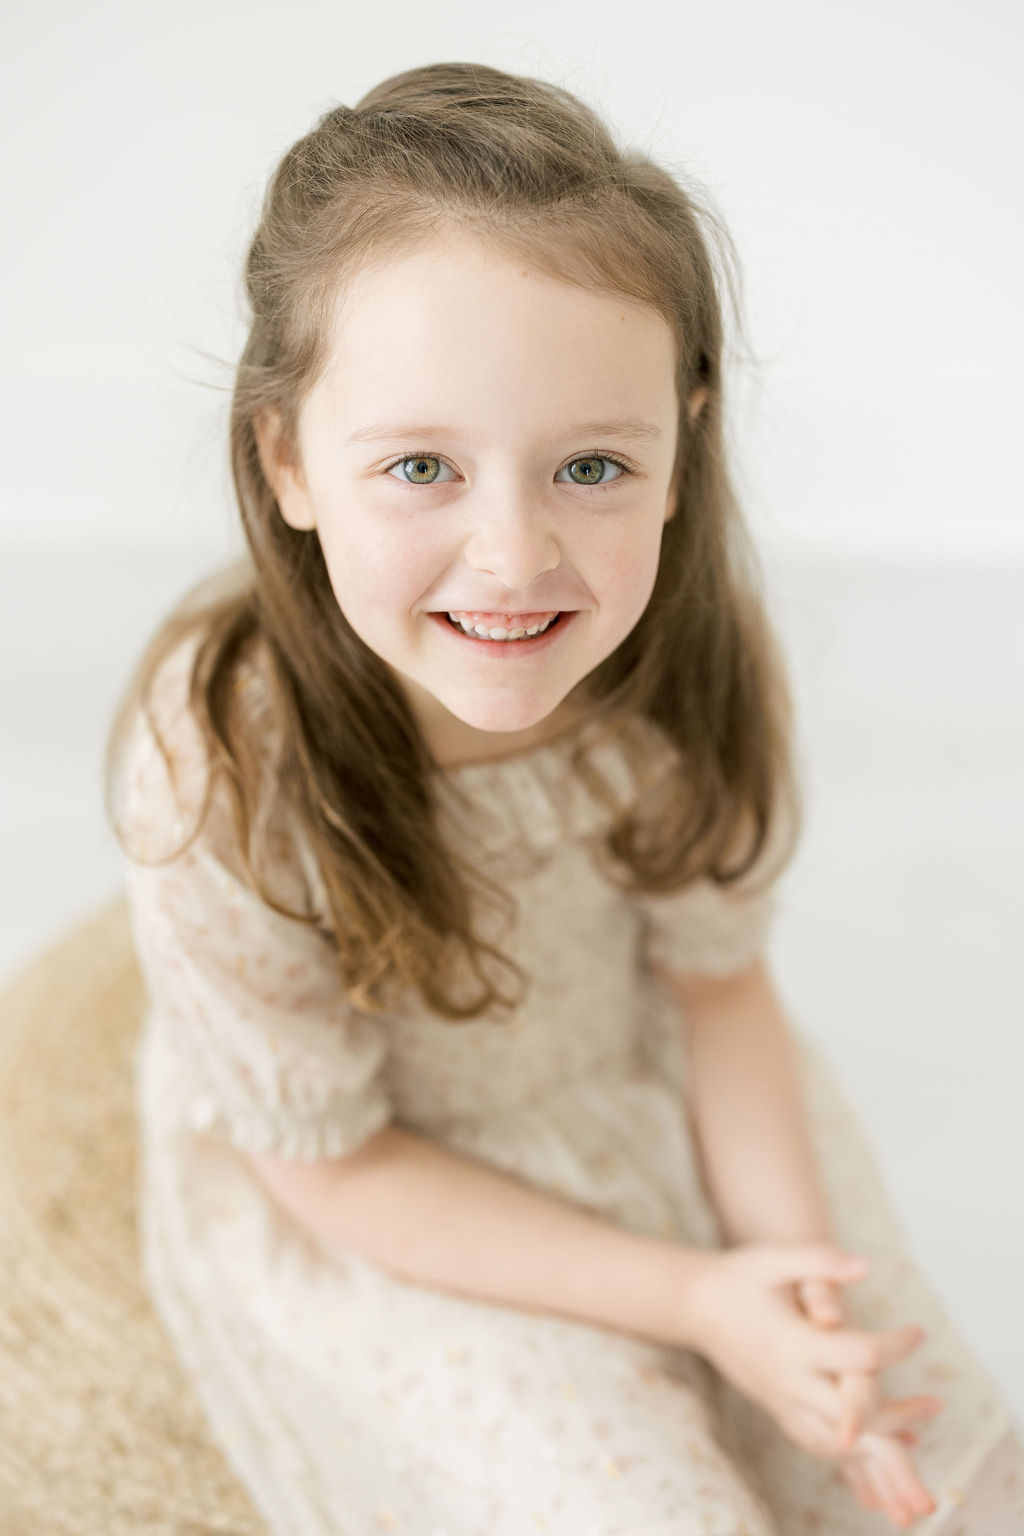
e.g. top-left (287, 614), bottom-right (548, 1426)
top-left (120, 636), bottom-right (1022, 1536)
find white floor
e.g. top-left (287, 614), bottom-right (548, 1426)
top-left (1, 540), bottom-right (1021, 1426)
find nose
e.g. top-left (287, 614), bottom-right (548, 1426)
top-left (461, 488), bottom-right (561, 592)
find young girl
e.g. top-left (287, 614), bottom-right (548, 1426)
top-left (107, 62), bottom-right (1023, 1535)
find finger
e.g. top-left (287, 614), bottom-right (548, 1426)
top-left (854, 1437), bottom-right (914, 1526)
top-left (859, 1432), bottom-right (938, 1524)
top-left (838, 1452), bottom-right (879, 1511)
top-left (761, 1244), bottom-right (870, 1290)
top-left (818, 1322), bottom-right (926, 1376)
top-left (849, 1432), bottom-right (927, 1528)
top-left (844, 1443), bottom-right (915, 1521)
top-left (837, 1370), bottom-right (880, 1449)
top-left (866, 1394), bottom-right (945, 1440)
top-left (798, 1290), bottom-right (835, 1327)
top-left (859, 1425), bottom-right (939, 1523)
top-left (797, 1279), bottom-right (844, 1328)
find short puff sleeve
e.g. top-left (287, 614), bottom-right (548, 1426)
top-left (632, 797), bottom-right (795, 979)
top-left (119, 639), bottom-right (393, 1161)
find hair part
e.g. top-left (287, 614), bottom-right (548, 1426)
top-left (104, 60), bottom-right (801, 1022)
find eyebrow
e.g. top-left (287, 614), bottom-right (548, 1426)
top-left (345, 417), bottom-right (663, 446)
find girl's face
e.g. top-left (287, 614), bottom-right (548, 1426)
top-left (260, 230), bottom-right (689, 765)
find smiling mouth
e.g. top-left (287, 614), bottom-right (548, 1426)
top-left (427, 609), bottom-right (577, 649)
top-left (439, 612), bottom-right (566, 637)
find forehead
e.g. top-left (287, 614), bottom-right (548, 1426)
top-left (315, 232), bottom-right (678, 427)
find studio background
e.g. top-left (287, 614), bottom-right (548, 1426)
top-left (2, 0), bottom-right (1021, 1419)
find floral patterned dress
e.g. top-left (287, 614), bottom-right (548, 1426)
top-left (121, 635), bottom-right (1022, 1536)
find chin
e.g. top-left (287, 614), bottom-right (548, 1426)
top-left (447, 705), bottom-right (554, 736)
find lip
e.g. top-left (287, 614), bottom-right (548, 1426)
top-left (428, 610), bottom-right (577, 656)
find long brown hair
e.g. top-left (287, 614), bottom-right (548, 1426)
top-left (104, 61), bottom-right (801, 1022)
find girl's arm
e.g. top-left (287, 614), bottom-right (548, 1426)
top-left (248, 1108), bottom-right (925, 1472)
top-left (664, 956), bottom-right (945, 1518)
top-left (247, 1123), bottom-right (704, 1346)
top-left (653, 955), bottom-right (834, 1248)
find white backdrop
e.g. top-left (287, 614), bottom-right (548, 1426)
top-left (2, 0), bottom-right (1023, 1429)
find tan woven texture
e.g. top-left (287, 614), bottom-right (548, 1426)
top-left (0, 894), bottom-right (268, 1535)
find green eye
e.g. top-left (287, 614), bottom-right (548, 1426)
top-left (389, 455), bottom-right (453, 485)
top-left (561, 456), bottom-right (624, 486)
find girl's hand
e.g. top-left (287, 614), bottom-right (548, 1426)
top-left (681, 1244), bottom-right (927, 1465)
top-left (794, 1276), bottom-right (944, 1528)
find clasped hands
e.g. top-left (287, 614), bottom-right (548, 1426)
top-left (794, 1262), bottom-right (943, 1528)
top-left (686, 1244), bottom-right (945, 1529)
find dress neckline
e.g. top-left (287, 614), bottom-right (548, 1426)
top-left (428, 710), bottom-right (680, 858)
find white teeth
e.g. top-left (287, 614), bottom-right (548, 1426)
top-left (445, 613), bottom-right (558, 641)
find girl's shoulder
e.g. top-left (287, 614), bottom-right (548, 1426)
top-left (145, 625), bottom-right (277, 739)
top-left (119, 625), bottom-right (294, 886)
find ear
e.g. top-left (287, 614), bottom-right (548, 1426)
top-left (253, 408), bottom-right (316, 532)
top-left (664, 388), bottom-right (707, 522)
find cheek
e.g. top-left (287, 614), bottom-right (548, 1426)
top-left (592, 527), bottom-right (663, 615)
top-left (319, 512), bottom-right (443, 610)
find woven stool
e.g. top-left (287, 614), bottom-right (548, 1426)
top-left (0, 894), bottom-right (268, 1535)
